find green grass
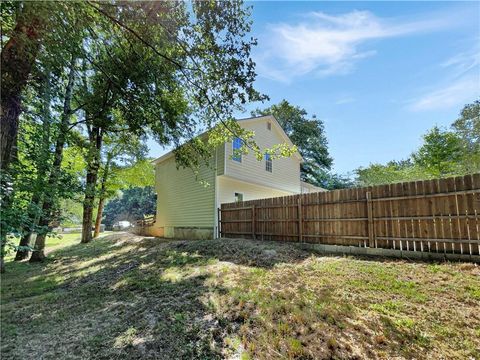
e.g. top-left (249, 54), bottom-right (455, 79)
top-left (1, 234), bottom-right (479, 359)
top-left (5, 233), bottom-right (82, 262)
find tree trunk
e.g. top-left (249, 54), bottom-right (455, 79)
top-left (29, 233), bottom-right (46, 262)
top-left (93, 197), bottom-right (105, 238)
top-left (93, 154), bottom-right (112, 238)
top-left (14, 233), bottom-right (33, 261)
top-left (1, 2), bottom-right (46, 171)
top-left (29, 57), bottom-right (76, 262)
top-left (0, 95), bottom-right (21, 171)
top-left (81, 126), bottom-right (103, 243)
top-left (0, 239), bottom-right (6, 273)
top-left (15, 192), bottom-right (44, 260)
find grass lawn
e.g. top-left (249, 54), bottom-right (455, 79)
top-left (4, 232), bottom-right (110, 261)
top-left (1, 233), bottom-right (479, 359)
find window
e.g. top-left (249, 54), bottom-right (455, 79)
top-left (265, 153), bottom-right (272, 172)
top-left (232, 137), bottom-right (242, 162)
top-left (234, 192), bottom-right (244, 202)
top-left (267, 122), bottom-right (271, 130)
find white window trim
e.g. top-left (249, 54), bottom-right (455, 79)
top-left (265, 153), bottom-right (272, 172)
top-left (234, 192), bottom-right (244, 202)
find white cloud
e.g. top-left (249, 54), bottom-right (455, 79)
top-left (408, 40), bottom-right (479, 111)
top-left (440, 46), bottom-right (480, 77)
top-left (256, 10), bottom-right (452, 82)
top-left (408, 75), bottom-right (479, 111)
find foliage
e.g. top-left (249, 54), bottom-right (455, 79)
top-left (115, 160), bottom-right (155, 188)
top-left (102, 187), bottom-right (156, 228)
top-left (315, 170), bottom-right (355, 190)
top-left (452, 99), bottom-right (480, 173)
top-left (452, 100), bottom-right (480, 150)
top-left (59, 199), bottom-right (84, 228)
top-left (356, 160), bottom-right (427, 186)
top-left (412, 126), bottom-right (464, 177)
top-left (1, 72), bottom-right (82, 237)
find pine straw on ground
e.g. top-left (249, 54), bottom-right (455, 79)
top-left (1, 233), bottom-right (479, 359)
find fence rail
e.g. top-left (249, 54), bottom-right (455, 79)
top-left (219, 174), bottom-right (480, 256)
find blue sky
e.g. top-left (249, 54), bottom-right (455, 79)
top-left (148, 1), bottom-right (479, 175)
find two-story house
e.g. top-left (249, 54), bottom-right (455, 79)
top-left (151, 115), bottom-right (324, 239)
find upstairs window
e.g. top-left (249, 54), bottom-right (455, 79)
top-left (235, 192), bottom-right (244, 202)
top-left (267, 122), bottom-right (271, 130)
top-left (265, 153), bottom-right (272, 172)
top-left (232, 137), bottom-right (242, 162)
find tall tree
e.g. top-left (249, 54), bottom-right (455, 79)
top-left (1, 2), bottom-right (89, 267)
top-left (92, 134), bottom-right (147, 238)
top-left (75, 1), bottom-right (274, 243)
top-left (412, 126), bottom-right (464, 178)
top-left (452, 99), bottom-right (480, 173)
top-left (452, 100), bottom-right (480, 151)
top-left (13, 72), bottom-right (54, 261)
top-left (0, 1), bottom-right (81, 172)
top-left (29, 57), bottom-right (79, 262)
top-left (252, 100), bottom-right (333, 186)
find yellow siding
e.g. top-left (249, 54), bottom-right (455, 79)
top-left (155, 157), bottom-right (216, 228)
top-left (224, 118), bottom-right (301, 194)
top-left (217, 176), bottom-right (292, 205)
top-left (216, 144), bottom-right (225, 176)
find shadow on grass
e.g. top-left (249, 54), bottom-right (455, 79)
top-left (2, 233), bottom-right (477, 360)
top-left (1, 233), bottom-right (238, 359)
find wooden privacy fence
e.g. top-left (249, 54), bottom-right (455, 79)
top-left (219, 174), bottom-right (480, 256)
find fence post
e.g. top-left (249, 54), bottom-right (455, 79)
top-left (298, 198), bottom-right (303, 242)
top-left (252, 205), bottom-right (256, 240)
top-left (366, 191), bottom-right (375, 247)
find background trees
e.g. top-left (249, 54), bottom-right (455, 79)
top-left (102, 187), bottom-right (156, 229)
top-left (356, 100), bottom-right (480, 186)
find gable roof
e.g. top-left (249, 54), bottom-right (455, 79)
top-left (152, 115), bottom-right (303, 164)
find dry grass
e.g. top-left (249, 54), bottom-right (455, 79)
top-left (1, 233), bottom-right (479, 359)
